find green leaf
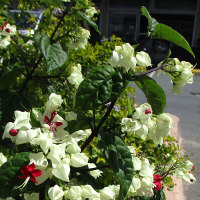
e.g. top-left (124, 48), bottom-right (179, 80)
top-left (76, 65), bottom-right (131, 111)
top-left (77, 11), bottom-right (100, 34)
top-left (0, 152), bottom-right (30, 198)
top-left (153, 23), bottom-right (195, 58)
top-left (134, 75), bottom-right (166, 115)
top-left (127, 96), bottom-right (133, 116)
top-left (141, 6), bottom-right (158, 32)
top-left (39, 35), bottom-right (68, 73)
top-left (0, 67), bottom-right (20, 91)
top-left (0, 91), bottom-right (30, 125)
top-left (98, 133), bottom-right (134, 200)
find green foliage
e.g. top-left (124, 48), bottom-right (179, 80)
top-left (0, 66), bottom-right (20, 91)
top-left (77, 11), bottom-right (100, 33)
top-left (99, 133), bottom-right (134, 200)
top-left (76, 65), bottom-right (131, 111)
top-left (0, 152), bottom-right (30, 198)
top-left (141, 6), bottom-right (158, 33)
top-left (153, 23), bottom-right (195, 58)
top-left (36, 34), bottom-right (68, 74)
top-left (134, 75), bottom-right (166, 115)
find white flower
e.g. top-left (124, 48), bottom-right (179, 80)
top-left (85, 7), bottom-right (98, 19)
top-left (52, 157), bottom-right (70, 182)
top-left (82, 185), bottom-right (100, 199)
top-left (135, 124), bottom-right (148, 140)
top-left (65, 136), bottom-right (81, 153)
top-left (36, 131), bottom-right (54, 154)
top-left (70, 153), bottom-right (89, 168)
top-left (24, 193), bottom-right (39, 200)
top-left (66, 111), bottom-right (77, 121)
top-left (65, 186), bottom-right (82, 200)
top-left (129, 177), bottom-right (141, 194)
top-left (29, 152), bottom-right (48, 169)
top-left (2, 111), bottom-right (32, 143)
top-left (155, 113), bottom-right (173, 137)
top-left (121, 118), bottom-right (141, 133)
top-left (133, 103), bottom-right (152, 121)
top-left (136, 51), bottom-right (152, 67)
top-left (100, 185), bottom-right (116, 200)
top-left (27, 128), bottom-right (42, 145)
top-left (67, 27), bottom-right (90, 50)
top-left (48, 185), bottom-right (64, 200)
top-left (132, 157), bottom-right (141, 171)
top-left (0, 152), bottom-right (7, 167)
top-left (45, 93), bottom-right (63, 113)
top-left (47, 143), bottom-right (66, 167)
top-left (128, 146), bottom-right (136, 156)
top-left (71, 129), bottom-right (91, 142)
top-left (67, 64), bottom-right (84, 89)
top-left (108, 43), bottom-right (137, 72)
top-left (88, 163), bottom-right (103, 179)
top-left (139, 161), bottom-right (154, 178)
top-left (0, 36), bottom-right (11, 49)
top-left (184, 160), bottom-right (194, 171)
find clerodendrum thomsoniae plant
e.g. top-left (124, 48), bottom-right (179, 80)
top-left (0, 0), bottom-right (196, 200)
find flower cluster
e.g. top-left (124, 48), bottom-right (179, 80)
top-left (127, 146), bottom-right (155, 198)
top-left (0, 22), bottom-right (16, 48)
top-left (67, 27), bottom-right (90, 50)
top-left (67, 63), bottom-right (84, 89)
top-left (173, 160), bottom-right (196, 183)
top-left (121, 103), bottom-right (174, 146)
top-left (2, 94), bottom-right (100, 188)
top-left (108, 43), bottom-right (152, 72)
top-left (159, 58), bottom-right (194, 94)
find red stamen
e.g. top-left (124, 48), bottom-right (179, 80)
top-left (3, 22), bottom-right (8, 26)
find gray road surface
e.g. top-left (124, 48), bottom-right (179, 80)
top-left (132, 73), bottom-right (200, 200)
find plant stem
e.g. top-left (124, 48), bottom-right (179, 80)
top-left (73, 165), bottom-right (109, 173)
top-left (81, 99), bottom-right (117, 152)
top-left (133, 64), bottom-right (164, 80)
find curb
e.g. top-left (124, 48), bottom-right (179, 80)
top-left (164, 115), bottom-right (185, 200)
top-left (192, 69), bottom-right (200, 73)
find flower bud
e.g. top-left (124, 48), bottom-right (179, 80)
top-left (9, 129), bottom-right (19, 136)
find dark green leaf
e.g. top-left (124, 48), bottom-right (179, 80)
top-left (141, 6), bottom-right (158, 32)
top-left (76, 65), bottom-right (131, 111)
top-left (0, 152), bottom-right (30, 198)
top-left (153, 23), bottom-right (195, 58)
top-left (33, 33), bottom-right (43, 47)
top-left (98, 133), bottom-right (134, 200)
top-left (0, 67), bottom-right (20, 91)
top-left (0, 91), bottom-right (30, 124)
top-left (39, 35), bottom-right (68, 73)
top-left (134, 75), bottom-right (166, 115)
top-left (77, 11), bottom-right (100, 34)
top-left (39, 0), bottom-right (62, 6)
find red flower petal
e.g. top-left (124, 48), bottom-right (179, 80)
top-left (55, 122), bottom-right (63, 126)
top-left (27, 163), bottom-right (36, 172)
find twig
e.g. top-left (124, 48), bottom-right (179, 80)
top-left (133, 64), bottom-right (165, 80)
top-left (19, 8), bottom-right (69, 94)
top-left (81, 99), bottom-right (117, 152)
top-left (73, 165), bottom-right (109, 173)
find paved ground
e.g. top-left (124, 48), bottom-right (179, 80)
top-left (132, 73), bottom-right (200, 200)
